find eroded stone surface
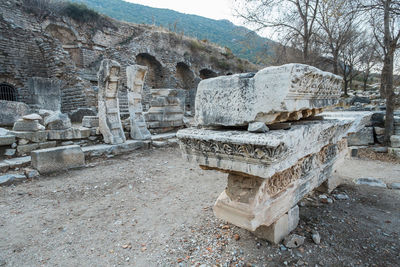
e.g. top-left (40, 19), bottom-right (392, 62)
top-left (126, 65), bottom-right (151, 140)
top-left (31, 145), bottom-right (85, 174)
top-left (195, 64), bottom-right (342, 127)
top-left (98, 59), bottom-right (126, 144)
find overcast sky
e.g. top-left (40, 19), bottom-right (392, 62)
top-left (124, 0), bottom-right (237, 22)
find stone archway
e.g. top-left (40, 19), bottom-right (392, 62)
top-left (200, 69), bottom-right (217, 79)
top-left (176, 62), bottom-right (195, 89)
top-left (135, 53), bottom-right (165, 89)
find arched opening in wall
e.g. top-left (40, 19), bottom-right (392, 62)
top-left (200, 69), bottom-right (217, 79)
top-left (0, 83), bottom-right (17, 101)
top-left (136, 53), bottom-right (164, 89)
top-left (176, 62), bottom-right (195, 112)
top-left (176, 62), bottom-right (195, 89)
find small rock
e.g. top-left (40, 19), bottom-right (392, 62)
top-left (233, 234), bottom-right (240, 241)
top-left (279, 244), bottom-right (287, 251)
top-left (387, 183), bottom-right (400, 190)
top-left (24, 168), bottom-right (40, 179)
top-left (152, 141), bottom-right (167, 147)
top-left (248, 122), bottom-right (269, 133)
top-left (23, 113), bottom-right (42, 121)
top-left (11, 142), bottom-right (17, 149)
top-left (0, 174), bottom-right (26, 186)
top-left (18, 139), bottom-right (29, 145)
top-left (283, 234), bottom-right (305, 248)
top-left (355, 178), bottom-right (387, 188)
top-left (311, 231), bottom-right (321, 244)
top-left (4, 149), bottom-right (16, 157)
top-left (333, 193), bottom-right (349, 200)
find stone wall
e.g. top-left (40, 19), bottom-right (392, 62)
top-left (0, 0), bottom-right (257, 117)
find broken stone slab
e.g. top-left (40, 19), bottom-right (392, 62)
top-left (82, 140), bottom-right (148, 158)
top-left (248, 122), bottom-right (269, 133)
top-left (347, 127), bottom-right (374, 146)
top-left (98, 59), bottom-right (126, 144)
top-left (4, 149), bottom-right (16, 157)
top-left (8, 130), bottom-right (47, 143)
top-left (82, 116), bottom-right (99, 128)
top-left (31, 145), bottom-right (85, 174)
top-left (355, 178), bottom-right (387, 188)
top-left (13, 119), bottom-right (45, 132)
top-left (388, 183), bottom-right (400, 190)
top-left (195, 64), bottom-right (342, 127)
top-left (127, 65), bottom-right (151, 140)
top-left (47, 127), bottom-right (90, 140)
top-left (22, 113), bottom-right (42, 121)
top-left (178, 120), bottom-right (351, 179)
top-left (17, 141), bottom-right (57, 156)
top-left (0, 156), bottom-right (31, 172)
top-left (0, 135), bottom-right (16, 146)
top-left (0, 173), bottom-right (26, 186)
top-left (44, 112), bottom-right (72, 130)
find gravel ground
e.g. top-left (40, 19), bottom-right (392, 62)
top-left (0, 146), bottom-right (399, 266)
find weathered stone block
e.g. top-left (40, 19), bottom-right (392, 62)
top-left (17, 141), bottom-right (57, 155)
top-left (8, 130), bottom-right (47, 143)
top-left (47, 127), bottom-right (90, 140)
top-left (44, 112), bottom-right (72, 130)
top-left (390, 135), bottom-right (400, 148)
top-left (27, 77), bottom-right (62, 111)
top-left (82, 116), bottom-right (99, 128)
top-left (31, 145), bottom-right (85, 174)
top-left (13, 119), bottom-right (45, 132)
top-left (252, 205), bottom-right (299, 244)
top-left (195, 64), bottom-right (342, 127)
top-left (0, 135), bottom-right (16, 146)
top-left (347, 127), bottom-right (374, 146)
top-left (0, 100), bottom-right (31, 127)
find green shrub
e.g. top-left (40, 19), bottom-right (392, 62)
top-left (61, 2), bottom-right (100, 23)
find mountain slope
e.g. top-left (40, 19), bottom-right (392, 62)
top-left (70, 0), bottom-right (275, 63)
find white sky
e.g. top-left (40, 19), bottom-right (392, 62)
top-left (124, 0), bottom-right (237, 22)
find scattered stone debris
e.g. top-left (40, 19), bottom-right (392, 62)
top-left (355, 178), bottom-right (387, 188)
top-left (283, 234), bottom-right (305, 248)
top-left (311, 230), bottom-right (321, 245)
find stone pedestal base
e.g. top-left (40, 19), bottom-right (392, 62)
top-left (252, 205), bottom-right (299, 244)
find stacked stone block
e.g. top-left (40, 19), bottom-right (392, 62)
top-left (145, 89), bottom-right (184, 133)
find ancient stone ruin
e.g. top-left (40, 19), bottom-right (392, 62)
top-left (126, 65), bottom-right (151, 140)
top-left (177, 64), bottom-right (357, 243)
top-left (98, 59), bottom-right (126, 145)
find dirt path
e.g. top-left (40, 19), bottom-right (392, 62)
top-left (0, 146), bottom-right (399, 266)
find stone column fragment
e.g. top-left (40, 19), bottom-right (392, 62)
top-left (97, 59), bottom-right (126, 144)
top-left (126, 65), bottom-right (151, 140)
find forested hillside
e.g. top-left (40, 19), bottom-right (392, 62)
top-left (70, 0), bottom-right (275, 63)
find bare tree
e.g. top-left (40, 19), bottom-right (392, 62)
top-left (338, 30), bottom-right (364, 95)
top-left (358, 0), bottom-right (400, 144)
top-left (316, 0), bottom-right (358, 75)
top-left (359, 38), bottom-right (381, 91)
top-left (233, 0), bottom-right (320, 64)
